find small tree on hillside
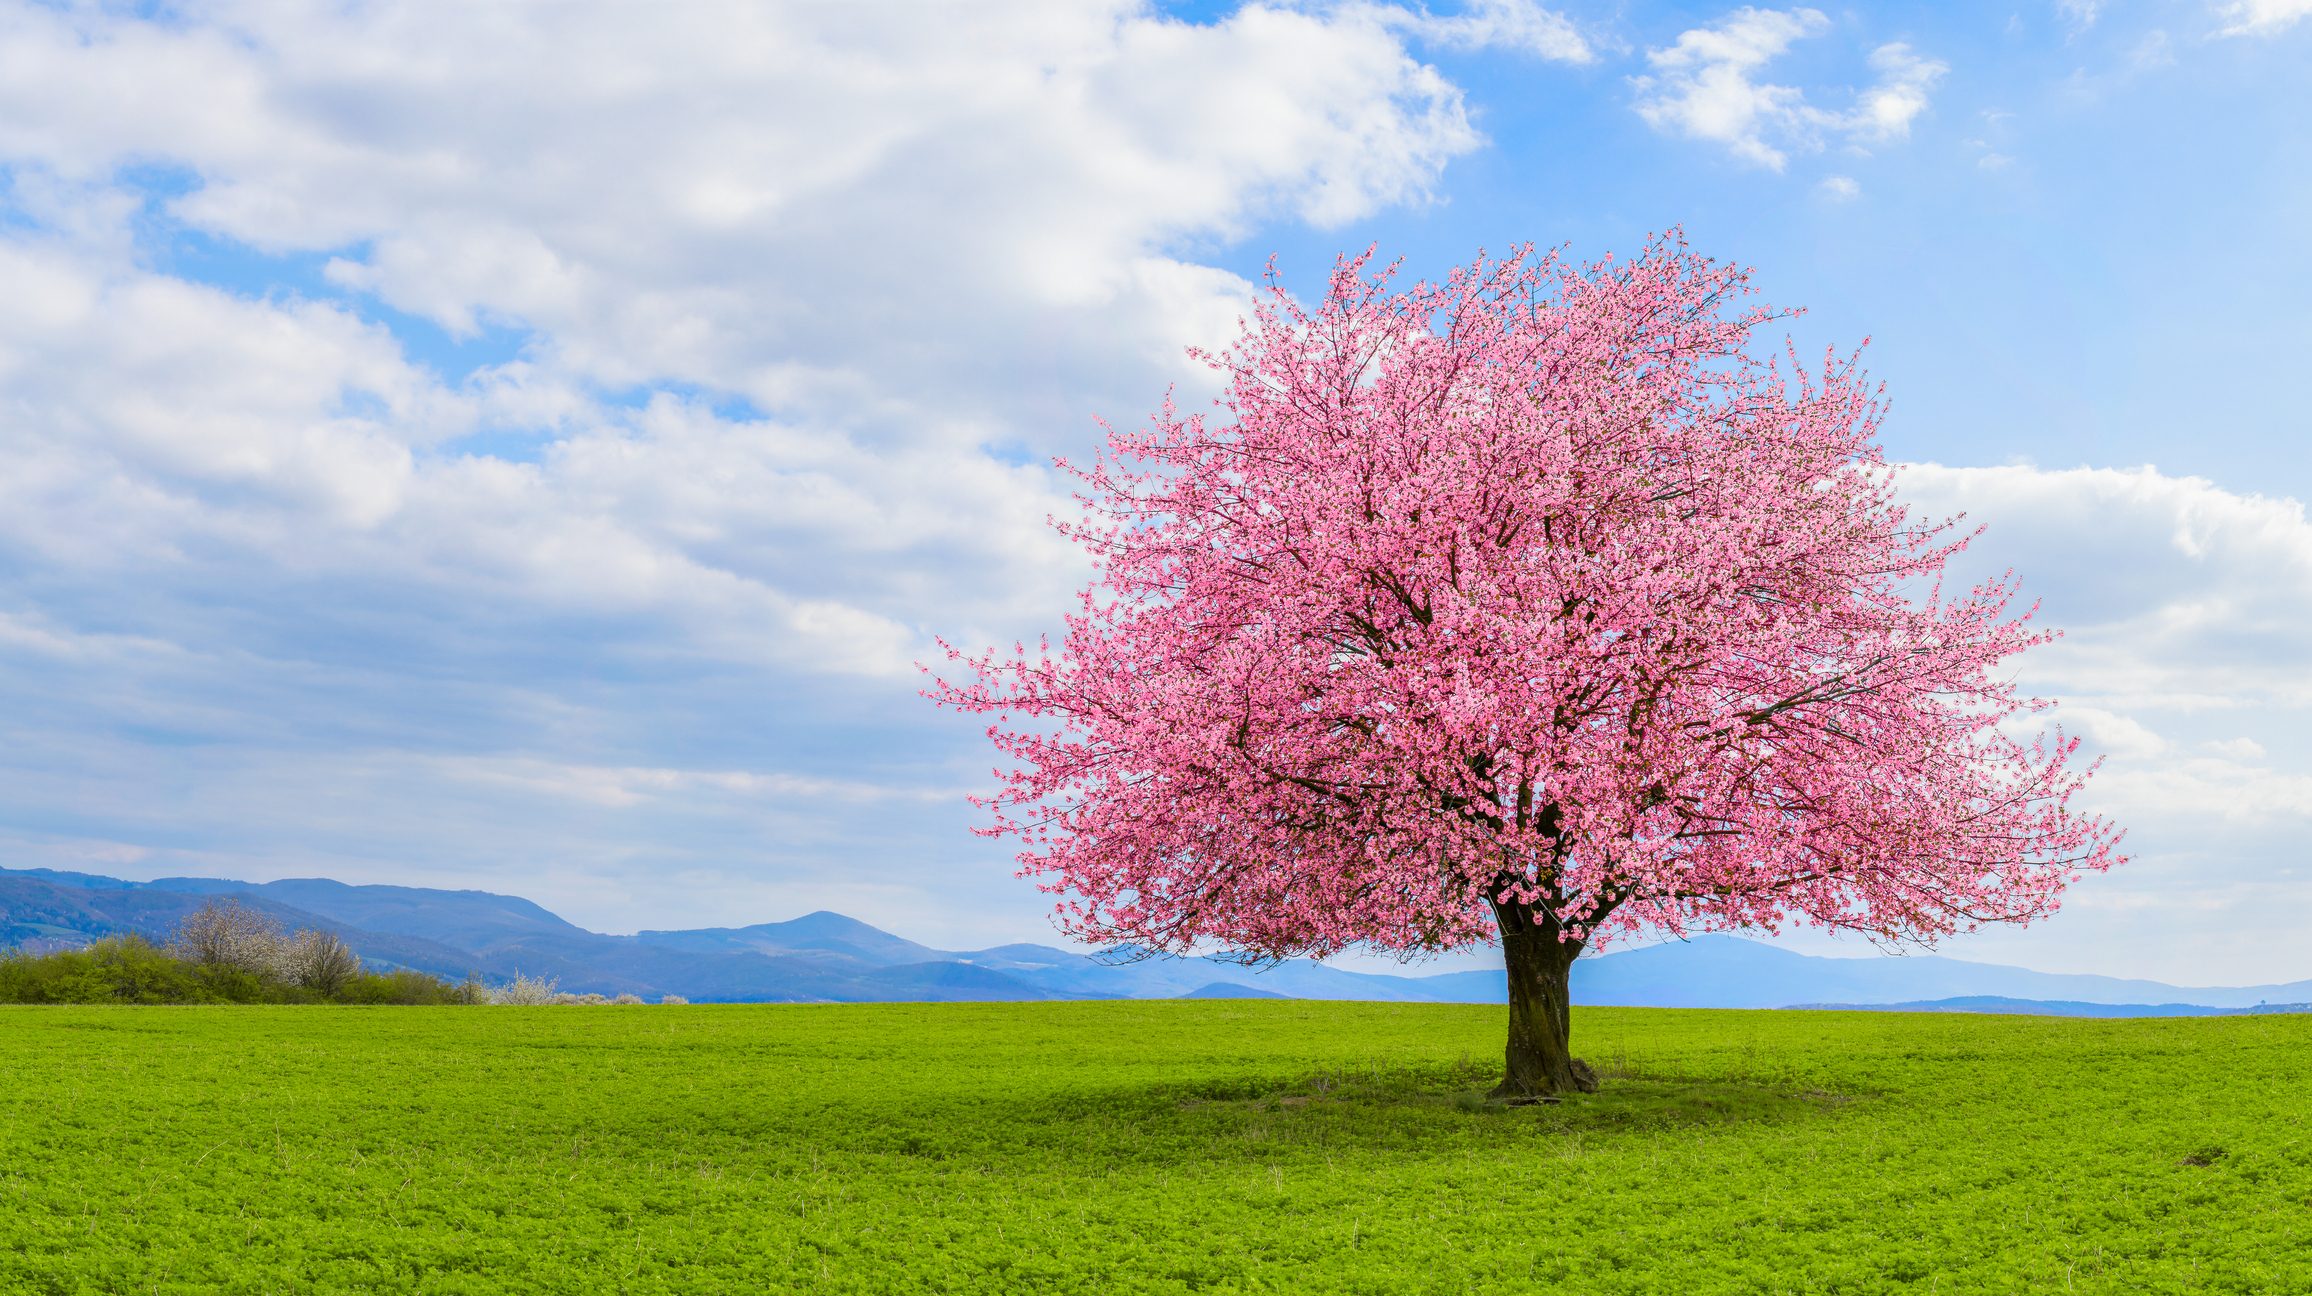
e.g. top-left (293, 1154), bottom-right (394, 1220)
top-left (933, 235), bottom-right (2124, 1098)
top-left (277, 929), bottom-right (362, 994)
top-left (169, 899), bottom-right (283, 975)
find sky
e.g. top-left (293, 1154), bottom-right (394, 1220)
top-left (0, 0), bottom-right (2308, 985)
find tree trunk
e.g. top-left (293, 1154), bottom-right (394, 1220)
top-left (1490, 902), bottom-right (1597, 1099)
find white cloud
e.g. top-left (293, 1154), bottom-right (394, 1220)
top-left (436, 756), bottom-right (953, 810)
top-left (0, 1), bottom-right (1498, 683)
top-left (2091, 753), bottom-right (2312, 825)
top-left (1905, 465), bottom-right (2312, 817)
top-left (2131, 30), bottom-right (2177, 67)
top-left (0, 610), bottom-right (184, 663)
top-left (2215, 0), bottom-right (2312, 35)
top-left (1631, 8), bottom-right (1947, 170)
top-left (1372, 0), bottom-right (1593, 62)
top-left (0, 1), bottom-right (1481, 424)
top-left (1898, 463), bottom-right (2312, 709)
top-left (1848, 43), bottom-right (1946, 141)
top-left (0, 240), bottom-right (449, 532)
top-left (1879, 463), bottom-right (2312, 982)
top-left (2058, 0), bottom-right (2104, 32)
top-left (1818, 174), bottom-right (1861, 199)
top-left (2059, 707), bottom-right (2169, 761)
top-left (1967, 106), bottom-right (2019, 170)
top-left (1632, 7), bottom-right (1829, 169)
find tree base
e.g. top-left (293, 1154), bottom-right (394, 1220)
top-left (1488, 1057), bottom-right (1599, 1103)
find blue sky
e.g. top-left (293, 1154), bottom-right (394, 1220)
top-left (0, 0), bottom-right (2307, 983)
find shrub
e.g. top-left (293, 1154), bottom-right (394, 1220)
top-left (0, 935), bottom-right (480, 1006)
top-left (0, 936), bottom-right (267, 1004)
top-left (277, 929), bottom-right (362, 994)
top-left (169, 900), bottom-right (284, 974)
top-left (162, 902), bottom-right (391, 999)
top-left (333, 967), bottom-right (487, 1006)
top-left (489, 973), bottom-right (560, 1005)
top-left (659, 994), bottom-right (690, 1005)
top-left (611, 993), bottom-right (644, 1005)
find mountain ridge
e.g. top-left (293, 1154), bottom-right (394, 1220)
top-left (4, 865), bottom-right (2303, 1014)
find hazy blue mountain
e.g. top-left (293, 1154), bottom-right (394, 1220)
top-left (633, 911), bottom-right (944, 965)
top-left (0, 871), bottom-right (494, 978)
top-left (3, 867), bottom-right (150, 891)
top-left (863, 960), bottom-right (1085, 1002)
top-left (9, 864), bottom-right (2310, 1013)
top-left (0, 867), bottom-right (1065, 1002)
top-left (1792, 996), bottom-right (2312, 1018)
top-left (1181, 982), bottom-right (1290, 999)
top-left (945, 944), bottom-right (1492, 1002)
top-left (1568, 935), bottom-right (2312, 1011)
top-left (1399, 969), bottom-right (1508, 1002)
top-left (145, 875), bottom-right (588, 951)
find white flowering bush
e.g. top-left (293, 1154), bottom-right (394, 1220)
top-left (489, 972), bottom-right (560, 1005)
top-left (275, 929), bottom-right (362, 993)
top-left (168, 900), bottom-right (284, 974)
top-left (444, 972), bottom-right (672, 1005)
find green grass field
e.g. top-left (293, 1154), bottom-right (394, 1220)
top-left (2, 1001), bottom-right (2305, 1294)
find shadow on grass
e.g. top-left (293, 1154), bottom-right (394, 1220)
top-left (1163, 1055), bottom-right (1859, 1139)
top-left (842, 1057), bottom-right (1874, 1167)
top-left (544, 1047), bottom-right (1873, 1171)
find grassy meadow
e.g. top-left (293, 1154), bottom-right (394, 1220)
top-left (1, 1000), bottom-right (2306, 1294)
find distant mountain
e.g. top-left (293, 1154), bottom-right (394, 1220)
top-left (0, 871), bottom-right (499, 977)
top-left (6, 865), bottom-right (2307, 1013)
top-left (1792, 996), bottom-right (2312, 1018)
top-left (191, 876), bottom-right (589, 951)
top-left (1181, 982), bottom-right (1290, 999)
top-left (1, 867), bottom-right (1120, 1002)
top-left (1567, 935), bottom-right (2312, 1011)
top-left (633, 911), bottom-right (944, 966)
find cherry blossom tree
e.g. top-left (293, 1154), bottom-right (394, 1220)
top-left (932, 234), bottom-right (2123, 1098)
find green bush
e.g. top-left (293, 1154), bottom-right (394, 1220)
top-left (0, 936), bottom-right (479, 1005)
top-left (332, 968), bottom-right (486, 1005)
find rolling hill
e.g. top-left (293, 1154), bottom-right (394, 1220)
top-left (5, 865), bottom-right (2305, 1013)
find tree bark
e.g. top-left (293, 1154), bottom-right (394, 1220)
top-left (1489, 901), bottom-right (1597, 1099)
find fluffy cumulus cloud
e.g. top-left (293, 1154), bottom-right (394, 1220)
top-left (2214, 0), bottom-right (2312, 35)
top-left (1631, 7), bottom-right (1947, 169)
top-left (1900, 465), bottom-right (2312, 710)
top-left (0, 0), bottom-right (1500, 940)
top-left (1881, 465), bottom-right (2312, 983)
top-left (0, 0), bottom-right (1486, 420)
